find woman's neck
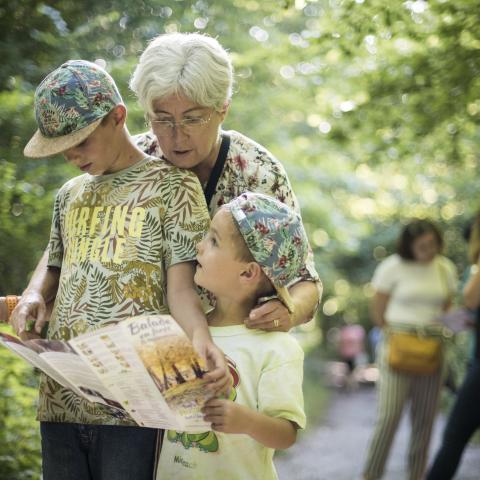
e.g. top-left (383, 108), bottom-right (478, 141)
top-left (207, 295), bottom-right (257, 327)
top-left (192, 134), bottom-right (223, 186)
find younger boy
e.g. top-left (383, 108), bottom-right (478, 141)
top-left (158, 192), bottom-right (307, 480)
top-left (19, 60), bottom-right (227, 479)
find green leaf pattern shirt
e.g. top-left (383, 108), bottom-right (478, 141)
top-left (38, 157), bottom-right (210, 425)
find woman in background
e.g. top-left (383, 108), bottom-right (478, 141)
top-left (363, 219), bottom-right (457, 480)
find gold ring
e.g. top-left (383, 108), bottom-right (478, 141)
top-left (273, 319), bottom-right (280, 328)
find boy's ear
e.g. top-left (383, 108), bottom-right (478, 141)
top-left (239, 261), bottom-right (263, 285)
top-left (109, 104), bottom-right (127, 127)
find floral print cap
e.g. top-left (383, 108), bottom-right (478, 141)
top-left (24, 60), bottom-right (123, 158)
top-left (227, 192), bottom-right (309, 313)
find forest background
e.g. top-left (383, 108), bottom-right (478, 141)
top-left (1, 1), bottom-right (479, 477)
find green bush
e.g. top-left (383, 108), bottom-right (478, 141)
top-left (0, 326), bottom-right (41, 479)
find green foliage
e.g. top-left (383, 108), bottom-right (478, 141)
top-left (1, 0), bottom-right (480, 475)
top-left (0, 327), bottom-right (41, 479)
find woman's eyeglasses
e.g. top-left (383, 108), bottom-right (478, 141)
top-left (149, 112), bottom-right (213, 136)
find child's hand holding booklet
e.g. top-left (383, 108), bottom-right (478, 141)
top-left (0, 315), bottom-right (214, 431)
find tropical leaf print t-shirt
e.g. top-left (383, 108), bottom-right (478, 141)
top-left (38, 156), bottom-right (210, 425)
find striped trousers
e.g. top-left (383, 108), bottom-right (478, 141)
top-left (363, 341), bottom-right (443, 480)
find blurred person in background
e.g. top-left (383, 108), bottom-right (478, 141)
top-left (363, 219), bottom-right (457, 480)
top-left (426, 214), bottom-right (480, 479)
top-left (367, 325), bottom-right (382, 362)
top-left (337, 323), bottom-right (366, 389)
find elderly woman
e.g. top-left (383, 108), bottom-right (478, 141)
top-left (130, 33), bottom-right (321, 330)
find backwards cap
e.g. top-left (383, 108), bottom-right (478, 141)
top-left (24, 60), bottom-right (123, 158)
top-left (227, 192), bottom-right (309, 314)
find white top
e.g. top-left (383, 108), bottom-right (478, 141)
top-left (157, 325), bottom-right (306, 480)
top-left (372, 254), bottom-right (458, 327)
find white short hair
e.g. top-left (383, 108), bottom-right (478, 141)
top-left (130, 32), bottom-right (233, 117)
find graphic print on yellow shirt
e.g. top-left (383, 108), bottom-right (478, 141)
top-left (38, 157), bottom-right (211, 425)
top-left (62, 204), bottom-right (147, 266)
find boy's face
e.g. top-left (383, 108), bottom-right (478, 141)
top-left (195, 208), bottom-right (248, 297)
top-left (62, 108), bottom-right (126, 175)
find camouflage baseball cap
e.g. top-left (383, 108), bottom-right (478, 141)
top-left (227, 192), bottom-right (309, 314)
top-left (24, 60), bottom-right (123, 158)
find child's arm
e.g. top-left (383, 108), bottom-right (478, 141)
top-left (166, 262), bottom-right (230, 395)
top-left (202, 398), bottom-right (297, 450)
top-left (10, 252), bottom-right (59, 339)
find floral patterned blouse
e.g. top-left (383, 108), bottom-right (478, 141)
top-left (134, 129), bottom-right (322, 296)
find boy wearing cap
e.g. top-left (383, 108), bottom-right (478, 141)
top-left (157, 192), bottom-right (306, 480)
top-left (20, 60), bottom-right (228, 480)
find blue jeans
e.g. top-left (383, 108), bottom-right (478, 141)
top-left (40, 422), bottom-right (160, 480)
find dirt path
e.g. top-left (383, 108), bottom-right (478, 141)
top-left (275, 387), bottom-right (480, 480)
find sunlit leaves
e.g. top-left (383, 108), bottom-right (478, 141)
top-left (1, 2), bottom-right (480, 473)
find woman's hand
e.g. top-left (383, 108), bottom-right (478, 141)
top-left (245, 299), bottom-right (292, 332)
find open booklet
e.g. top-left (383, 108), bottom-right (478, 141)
top-left (0, 314), bottom-right (213, 432)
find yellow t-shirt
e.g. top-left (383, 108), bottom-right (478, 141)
top-left (157, 325), bottom-right (306, 480)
